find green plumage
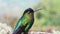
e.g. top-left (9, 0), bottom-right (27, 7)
top-left (13, 8), bottom-right (34, 34)
top-left (14, 15), bottom-right (31, 31)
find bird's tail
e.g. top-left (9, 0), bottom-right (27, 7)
top-left (13, 25), bottom-right (25, 34)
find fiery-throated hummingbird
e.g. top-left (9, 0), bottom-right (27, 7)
top-left (13, 8), bottom-right (42, 34)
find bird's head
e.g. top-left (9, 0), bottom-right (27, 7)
top-left (23, 8), bottom-right (34, 16)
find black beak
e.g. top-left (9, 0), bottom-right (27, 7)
top-left (34, 8), bottom-right (42, 12)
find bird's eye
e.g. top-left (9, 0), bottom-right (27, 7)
top-left (27, 11), bottom-right (30, 14)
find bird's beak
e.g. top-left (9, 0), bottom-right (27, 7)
top-left (34, 8), bottom-right (42, 12)
top-left (34, 6), bottom-right (47, 12)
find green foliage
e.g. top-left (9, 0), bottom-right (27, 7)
top-left (35, 0), bottom-right (60, 27)
top-left (36, 12), bottom-right (42, 19)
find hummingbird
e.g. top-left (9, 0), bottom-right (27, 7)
top-left (13, 7), bottom-right (43, 34)
top-left (13, 8), bottom-right (34, 34)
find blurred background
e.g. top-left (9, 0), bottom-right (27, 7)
top-left (0, 0), bottom-right (60, 34)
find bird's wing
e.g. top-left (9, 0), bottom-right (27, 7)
top-left (13, 17), bottom-right (24, 32)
